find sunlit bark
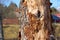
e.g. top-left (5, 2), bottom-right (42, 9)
top-left (19, 0), bottom-right (54, 40)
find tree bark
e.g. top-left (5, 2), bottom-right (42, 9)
top-left (20, 0), bottom-right (54, 40)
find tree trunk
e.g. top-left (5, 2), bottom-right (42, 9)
top-left (20, 0), bottom-right (54, 40)
top-left (0, 9), bottom-right (4, 40)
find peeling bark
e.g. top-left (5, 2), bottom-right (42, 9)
top-left (19, 0), bottom-right (54, 40)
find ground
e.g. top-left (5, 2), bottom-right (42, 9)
top-left (3, 25), bottom-right (20, 40)
top-left (52, 23), bottom-right (60, 40)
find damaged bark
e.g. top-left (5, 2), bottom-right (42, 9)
top-left (19, 0), bottom-right (54, 40)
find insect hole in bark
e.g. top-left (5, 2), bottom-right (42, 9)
top-left (37, 10), bottom-right (40, 18)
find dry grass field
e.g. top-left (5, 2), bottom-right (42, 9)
top-left (52, 23), bottom-right (60, 40)
top-left (3, 25), bottom-right (20, 40)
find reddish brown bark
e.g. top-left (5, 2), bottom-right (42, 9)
top-left (19, 0), bottom-right (54, 40)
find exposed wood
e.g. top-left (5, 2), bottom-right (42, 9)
top-left (19, 0), bottom-right (54, 40)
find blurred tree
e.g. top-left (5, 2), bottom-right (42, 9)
top-left (8, 2), bottom-right (17, 11)
top-left (50, 7), bottom-right (58, 14)
top-left (0, 2), bottom-right (18, 18)
top-left (7, 2), bottom-right (17, 18)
